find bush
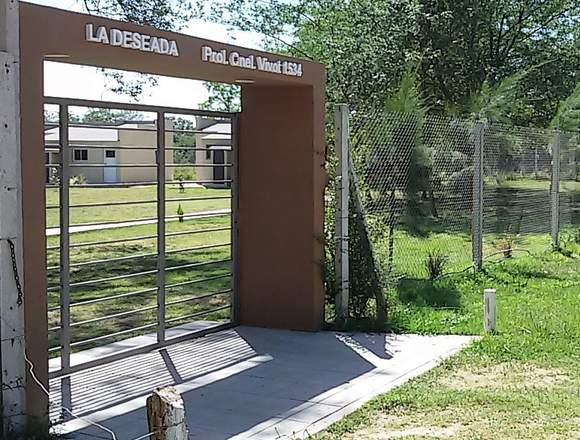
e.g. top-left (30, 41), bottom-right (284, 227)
top-left (176, 204), bottom-right (184, 222)
top-left (495, 233), bottom-right (519, 258)
top-left (69, 174), bottom-right (86, 185)
top-left (446, 166), bottom-right (474, 194)
top-left (173, 167), bottom-right (196, 182)
top-left (425, 251), bottom-right (448, 280)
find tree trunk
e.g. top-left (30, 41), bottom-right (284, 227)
top-left (146, 387), bottom-right (189, 440)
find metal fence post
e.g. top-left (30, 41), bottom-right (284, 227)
top-left (58, 104), bottom-right (73, 418)
top-left (156, 113), bottom-right (166, 343)
top-left (551, 130), bottom-right (561, 248)
top-left (472, 122), bottom-right (485, 271)
top-left (334, 104), bottom-right (349, 324)
top-left (0, 0), bottom-right (26, 430)
top-left (230, 114), bottom-right (240, 324)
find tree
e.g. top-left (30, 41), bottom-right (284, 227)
top-left (551, 81), bottom-right (580, 131)
top-left (81, 108), bottom-right (142, 123)
top-left (199, 83), bottom-right (241, 112)
top-left (199, 0), bottom-right (421, 110)
top-left (417, 0), bottom-right (580, 126)
top-left (197, 0), bottom-right (579, 126)
top-left (82, 0), bottom-right (194, 97)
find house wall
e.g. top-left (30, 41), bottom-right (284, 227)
top-left (118, 120), bottom-right (173, 183)
top-left (194, 135), bottom-right (232, 185)
top-left (69, 141), bottom-right (115, 183)
top-left (45, 120), bottom-right (174, 184)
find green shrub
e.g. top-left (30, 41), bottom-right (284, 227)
top-left (425, 251), bottom-right (448, 280)
top-left (173, 167), bottom-right (196, 182)
top-left (69, 174), bottom-right (86, 185)
top-left (176, 203), bottom-right (184, 222)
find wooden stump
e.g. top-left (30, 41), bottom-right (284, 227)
top-left (146, 387), bottom-right (189, 440)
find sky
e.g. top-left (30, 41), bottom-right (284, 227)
top-left (29, 0), bottom-right (264, 109)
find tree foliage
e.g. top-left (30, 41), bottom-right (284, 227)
top-left (196, 0), bottom-right (580, 126)
top-left (199, 82), bottom-right (241, 112)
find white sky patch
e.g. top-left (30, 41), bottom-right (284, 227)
top-left (29, 0), bottom-right (264, 109)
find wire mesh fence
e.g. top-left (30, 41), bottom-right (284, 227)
top-left (332, 107), bottom-right (579, 316)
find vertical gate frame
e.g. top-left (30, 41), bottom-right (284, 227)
top-left (43, 97), bottom-right (239, 379)
top-left (231, 114), bottom-right (240, 324)
top-left (156, 113), bottom-right (166, 343)
top-left (58, 105), bottom-right (73, 418)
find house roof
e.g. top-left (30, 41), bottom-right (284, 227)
top-left (44, 121), bottom-right (154, 142)
top-left (200, 122), bottom-right (231, 141)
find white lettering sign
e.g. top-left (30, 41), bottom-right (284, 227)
top-left (85, 24), bottom-right (179, 57)
top-left (201, 46), bottom-right (303, 78)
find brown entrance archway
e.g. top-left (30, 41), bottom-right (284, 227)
top-left (19, 2), bottom-right (325, 419)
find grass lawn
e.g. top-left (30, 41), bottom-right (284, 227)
top-left (45, 184), bottom-right (231, 228)
top-left (316, 250), bottom-right (580, 439)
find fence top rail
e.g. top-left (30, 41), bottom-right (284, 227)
top-left (44, 96), bottom-right (237, 119)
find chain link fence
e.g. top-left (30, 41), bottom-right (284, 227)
top-left (330, 107), bottom-right (579, 320)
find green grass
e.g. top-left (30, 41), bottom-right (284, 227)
top-left (317, 251), bottom-right (580, 439)
top-left (45, 184), bottom-right (231, 228)
top-left (45, 185), bottom-right (233, 354)
top-left (491, 176), bottom-right (580, 192)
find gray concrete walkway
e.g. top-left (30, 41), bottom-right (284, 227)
top-left (51, 327), bottom-right (474, 440)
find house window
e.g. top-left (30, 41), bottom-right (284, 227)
top-left (206, 147), bottom-right (211, 160)
top-left (105, 150), bottom-right (116, 158)
top-left (73, 149), bottom-right (88, 161)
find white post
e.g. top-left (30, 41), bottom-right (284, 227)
top-left (483, 288), bottom-right (496, 333)
top-left (334, 104), bottom-right (349, 325)
top-left (0, 0), bottom-right (27, 431)
top-left (146, 387), bottom-right (189, 440)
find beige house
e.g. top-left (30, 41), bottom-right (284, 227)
top-left (45, 120), bottom-right (173, 184)
top-left (194, 118), bottom-right (232, 187)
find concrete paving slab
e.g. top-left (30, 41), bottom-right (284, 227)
top-left (51, 326), bottom-right (474, 440)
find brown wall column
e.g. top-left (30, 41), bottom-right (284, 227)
top-left (19, 33), bottom-right (49, 419)
top-left (19, 2), bottom-right (326, 421)
top-left (238, 86), bottom-right (325, 331)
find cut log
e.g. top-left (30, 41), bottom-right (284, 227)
top-left (146, 387), bottom-right (189, 440)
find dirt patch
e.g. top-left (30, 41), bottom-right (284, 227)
top-left (346, 422), bottom-right (462, 439)
top-left (437, 362), bottom-right (572, 391)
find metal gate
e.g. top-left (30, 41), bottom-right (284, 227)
top-left (44, 97), bottom-right (238, 378)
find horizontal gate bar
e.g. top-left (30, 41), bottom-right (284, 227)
top-left (165, 273), bottom-right (232, 290)
top-left (48, 242), bottom-right (231, 270)
top-left (48, 258), bottom-right (231, 290)
top-left (69, 164), bottom-right (156, 168)
top-left (70, 304), bottom-right (158, 327)
top-left (165, 196), bottom-right (231, 203)
top-left (48, 287), bottom-right (158, 311)
top-left (165, 289), bottom-right (232, 307)
top-left (165, 258), bottom-right (231, 273)
top-left (165, 163), bottom-right (232, 168)
top-left (46, 179), bottom-right (233, 188)
top-left (44, 96), bottom-right (236, 119)
top-left (48, 322), bottom-right (236, 379)
top-left (47, 227), bottom-right (231, 251)
top-left (165, 305), bottom-right (231, 325)
top-left (67, 124), bottom-right (155, 132)
top-left (69, 322), bottom-right (158, 348)
top-left (53, 194), bottom-right (231, 210)
top-left (165, 226), bottom-right (231, 239)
